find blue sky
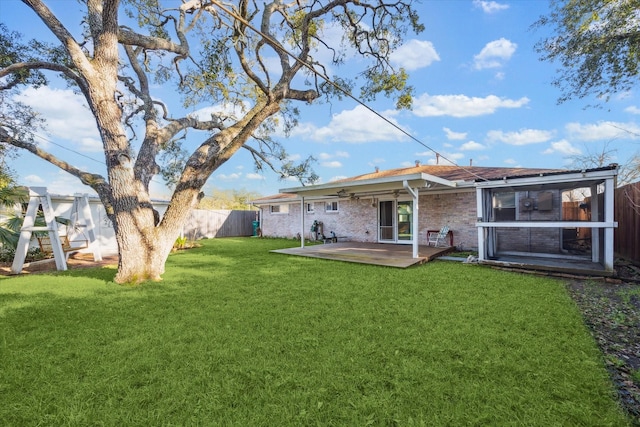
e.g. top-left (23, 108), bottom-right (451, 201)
top-left (3, 0), bottom-right (640, 199)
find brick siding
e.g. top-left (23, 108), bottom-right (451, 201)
top-left (257, 188), bottom-right (564, 253)
top-left (258, 190), bottom-right (479, 250)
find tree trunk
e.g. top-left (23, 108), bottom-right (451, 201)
top-left (114, 209), bottom-right (170, 283)
top-left (110, 175), bottom-right (196, 284)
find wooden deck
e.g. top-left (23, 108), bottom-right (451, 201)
top-left (271, 242), bottom-right (453, 268)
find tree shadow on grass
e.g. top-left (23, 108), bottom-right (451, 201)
top-left (56, 266), bottom-right (118, 283)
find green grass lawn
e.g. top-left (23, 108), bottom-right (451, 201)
top-left (0, 238), bottom-right (630, 426)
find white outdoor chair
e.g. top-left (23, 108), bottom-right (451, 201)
top-left (427, 225), bottom-right (451, 247)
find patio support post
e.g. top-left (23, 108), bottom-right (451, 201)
top-left (476, 187), bottom-right (486, 261)
top-left (300, 196), bottom-right (305, 248)
top-left (590, 184), bottom-right (600, 263)
top-left (604, 177), bottom-right (616, 271)
top-left (403, 180), bottom-right (419, 258)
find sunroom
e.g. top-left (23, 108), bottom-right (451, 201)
top-left (475, 165), bottom-right (619, 275)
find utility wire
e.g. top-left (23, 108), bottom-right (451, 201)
top-left (606, 122), bottom-right (640, 140)
top-left (32, 132), bottom-right (104, 165)
top-left (213, 1), bottom-right (491, 182)
top-left (31, 132), bottom-right (166, 187)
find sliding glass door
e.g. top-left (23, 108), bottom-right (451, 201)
top-left (378, 200), bottom-right (413, 243)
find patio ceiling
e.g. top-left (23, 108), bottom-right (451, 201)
top-left (279, 172), bottom-right (462, 198)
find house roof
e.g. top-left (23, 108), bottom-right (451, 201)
top-left (251, 193), bottom-right (299, 204)
top-left (251, 164), bottom-right (619, 203)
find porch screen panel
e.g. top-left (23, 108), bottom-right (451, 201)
top-left (379, 201), bottom-right (394, 241)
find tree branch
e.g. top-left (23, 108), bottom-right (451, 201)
top-left (0, 126), bottom-right (109, 193)
top-left (21, 0), bottom-right (95, 82)
top-left (117, 27), bottom-right (189, 56)
top-left (0, 62), bottom-right (86, 92)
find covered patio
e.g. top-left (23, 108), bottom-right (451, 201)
top-left (271, 242), bottom-right (454, 268)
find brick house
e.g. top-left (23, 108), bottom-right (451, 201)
top-left (252, 164), bottom-right (619, 274)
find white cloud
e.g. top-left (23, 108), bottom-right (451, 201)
top-left (416, 151), bottom-right (435, 157)
top-left (190, 101), bottom-right (250, 122)
top-left (321, 161), bottom-right (343, 168)
top-left (625, 106), bottom-right (640, 114)
top-left (319, 151), bottom-right (350, 160)
top-left (460, 141), bottom-right (486, 151)
top-left (329, 175), bottom-right (348, 182)
top-left (23, 174), bottom-right (45, 184)
top-left (443, 127), bottom-right (467, 140)
top-left (503, 158), bottom-right (519, 166)
top-left (309, 105), bottom-right (407, 143)
top-left (390, 39), bottom-right (440, 71)
top-left (487, 128), bottom-right (554, 145)
top-left (14, 87), bottom-right (101, 152)
top-left (246, 173), bottom-right (264, 180)
top-left (78, 137), bottom-right (103, 152)
top-left (473, 0), bottom-right (510, 13)
top-left (46, 171), bottom-right (96, 196)
top-left (413, 93), bottom-right (529, 117)
top-left (542, 139), bottom-right (582, 155)
top-left (473, 38), bottom-right (517, 70)
top-left (565, 121), bottom-right (640, 141)
top-left (217, 173), bottom-right (242, 181)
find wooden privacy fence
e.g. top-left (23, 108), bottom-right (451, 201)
top-left (182, 209), bottom-right (257, 239)
top-left (614, 182), bottom-right (640, 263)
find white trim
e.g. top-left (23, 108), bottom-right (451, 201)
top-left (300, 197), bottom-right (305, 248)
top-left (476, 221), bottom-right (617, 228)
top-left (604, 177), bottom-right (615, 270)
top-left (403, 180), bottom-right (419, 258)
top-left (475, 168), bottom-right (618, 189)
top-left (280, 172), bottom-right (459, 197)
top-left (270, 204), bottom-right (289, 214)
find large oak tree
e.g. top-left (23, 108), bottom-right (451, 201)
top-left (535, 0), bottom-right (640, 104)
top-left (0, 0), bottom-right (422, 283)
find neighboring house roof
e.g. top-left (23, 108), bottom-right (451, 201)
top-left (251, 164), bottom-right (619, 203)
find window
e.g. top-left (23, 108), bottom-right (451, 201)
top-left (270, 204), bottom-right (289, 214)
top-left (306, 203), bottom-right (315, 213)
top-left (492, 192), bottom-right (516, 221)
top-left (325, 201), bottom-right (339, 212)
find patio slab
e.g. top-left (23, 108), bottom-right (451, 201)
top-left (271, 242), bottom-right (453, 268)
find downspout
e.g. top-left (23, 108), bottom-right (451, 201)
top-left (403, 180), bottom-right (419, 258)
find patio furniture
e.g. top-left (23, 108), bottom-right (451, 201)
top-left (427, 225), bottom-right (452, 247)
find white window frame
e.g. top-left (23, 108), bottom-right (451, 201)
top-left (325, 201), bottom-right (339, 213)
top-left (492, 192), bottom-right (516, 221)
top-left (270, 204), bottom-right (289, 214)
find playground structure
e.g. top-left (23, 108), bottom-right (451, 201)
top-left (11, 187), bottom-right (102, 274)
